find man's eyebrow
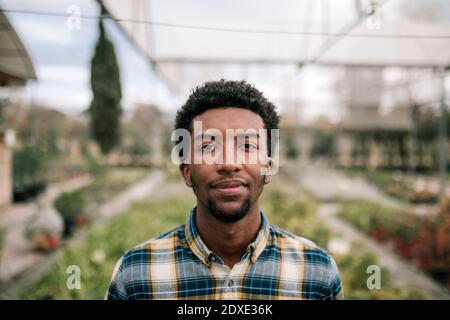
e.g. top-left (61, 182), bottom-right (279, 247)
top-left (193, 131), bottom-right (261, 142)
top-left (235, 132), bottom-right (260, 143)
top-left (193, 133), bottom-right (216, 142)
top-left (235, 132), bottom-right (260, 139)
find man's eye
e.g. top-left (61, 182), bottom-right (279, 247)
top-left (239, 143), bottom-right (258, 151)
top-left (201, 144), bottom-right (216, 152)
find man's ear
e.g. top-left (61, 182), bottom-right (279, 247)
top-left (180, 163), bottom-right (193, 187)
top-left (263, 158), bottom-right (273, 185)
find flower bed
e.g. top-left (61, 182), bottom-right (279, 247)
top-left (343, 169), bottom-right (438, 204)
top-left (339, 200), bottom-right (450, 290)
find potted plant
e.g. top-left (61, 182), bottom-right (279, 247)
top-left (12, 145), bottom-right (48, 202)
top-left (54, 190), bottom-right (88, 237)
top-left (24, 201), bottom-right (64, 252)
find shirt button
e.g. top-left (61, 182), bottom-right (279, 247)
top-left (227, 279), bottom-right (234, 287)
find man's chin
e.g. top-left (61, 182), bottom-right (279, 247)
top-left (207, 199), bottom-right (251, 223)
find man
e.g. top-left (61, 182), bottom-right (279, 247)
top-left (106, 79), bottom-right (343, 300)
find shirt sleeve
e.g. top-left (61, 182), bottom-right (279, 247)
top-left (105, 256), bottom-right (128, 300)
top-left (325, 256), bottom-right (344, 300)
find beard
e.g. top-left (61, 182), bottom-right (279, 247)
top-left (190, 173), bottom-right (266, 224)
top-left (207, 196), bottom-right (251, 223)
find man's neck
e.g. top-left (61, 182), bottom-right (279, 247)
top-left (195, 202), bottom-right (262, 268)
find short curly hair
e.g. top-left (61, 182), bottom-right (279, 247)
top-left (174, 79), bottom-right (279, 156)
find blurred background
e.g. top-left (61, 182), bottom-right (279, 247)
top-left (0, 0), bottom-right (449, 299)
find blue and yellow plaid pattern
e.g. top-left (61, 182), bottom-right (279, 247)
top-left (106, 206), bottom-right (343, 300)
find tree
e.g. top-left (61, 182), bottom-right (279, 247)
top-left (88, 9), bottom-right (122, 155)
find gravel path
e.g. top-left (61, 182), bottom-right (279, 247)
top-left (286, 162), bottom-right (406, 208)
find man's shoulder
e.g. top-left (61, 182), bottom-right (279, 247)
top-left (269, 224), bottom-right (321, 249)
top-left (121, 224), bottom-right (186, 261)
top-left (268, 224), bottom-right (336, 265)
top-left (268, 224), bottom-right (342, 296)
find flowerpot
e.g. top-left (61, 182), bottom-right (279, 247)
top-left (74, 216), bottom-right (89, 228)
top-left (31, 232), bottom-right (61, 251)
top-left (371, 228), bottom-right (388, 243)
top-left (63, 218), bottom-right (76, 238)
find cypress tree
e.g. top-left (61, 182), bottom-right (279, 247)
top-left (88, 10), bottom-right (122, 154)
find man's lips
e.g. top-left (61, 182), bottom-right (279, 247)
top-left (211, 180), bottom-right (248, 195)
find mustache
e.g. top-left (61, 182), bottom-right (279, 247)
top-left (209, 177), bottom-right (249, 189)
top-left (189, 173), bottom-right (265, 188)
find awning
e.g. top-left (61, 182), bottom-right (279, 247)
top-left (100, 0), bottom-right (450, 93)
top-left (0, 7), bottom-right (37, 86)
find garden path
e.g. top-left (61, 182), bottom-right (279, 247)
top-left (288, 162), bottom-right (440, 216)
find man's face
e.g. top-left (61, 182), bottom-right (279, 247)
top-left (180, 107), bottom-right (272, 223)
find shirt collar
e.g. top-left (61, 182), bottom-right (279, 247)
top-left (184, 206), bottom-right (270, 267)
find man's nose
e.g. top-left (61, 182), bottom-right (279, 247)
top-left (216, 161), bottom-right (242, 174)
top-left (216, 142), bottom-right (242, 174)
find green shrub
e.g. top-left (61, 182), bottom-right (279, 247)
top-left (13, 145), bottom-right (47, 193)
top-left (343, 169), bottom-right (438, 204)
top-left (336, 248), bottom-right (424, 300)
top-left (86, 155), bottom-right (108, 178)
top-left (54, 191), bottom-right (87, 221)
top-left (261, 189), bottom-right (332, 247)
top-left (339, 201), bottom-right (421, 241)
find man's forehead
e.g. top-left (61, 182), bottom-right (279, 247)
top-left (193, 107), bottom-right (265, 132)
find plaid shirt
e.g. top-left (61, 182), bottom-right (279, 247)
top-left (106, 206), bottom-right (343, 300)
